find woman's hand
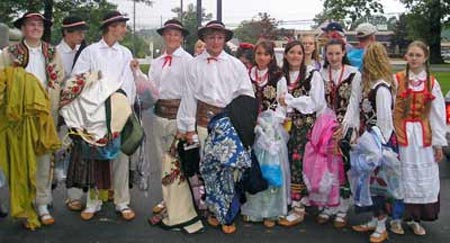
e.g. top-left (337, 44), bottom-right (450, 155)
top-left (278, 94), bottom-right (287, 107)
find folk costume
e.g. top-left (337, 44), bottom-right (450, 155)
top-left (0, 12), bottom-right (64, 229)
top-left (177, 20), bottom-right (254, 234)
top-left (240, 66), bottom-right (290, 225)
top-left (277, 65), bottom-right (326, 226)
top-left (318, 64), bottom-right (362, 227)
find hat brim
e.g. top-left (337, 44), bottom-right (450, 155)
top-left (198, 27), bottom-right (233, 42)
top-left (13, 17), bottom-right (52, 29)
top-left (157, 26), bottom-right (189, 37)
top-left (100, 17), bottom-right (129, 29)
top-left (62, 24), bottom-right (89, 32)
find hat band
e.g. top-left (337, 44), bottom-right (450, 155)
top-left (102, 15), bottom-right (127, 25)
top-left (25, 13), bottom-right (45, 19)
top-left (164, 23), bottom-right (184, 29)
top-left (62, 21), bottom-right (87, 28)
top-left (206, 23), bottom-right (225, 29)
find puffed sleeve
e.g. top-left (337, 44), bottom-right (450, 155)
top-left (284, 71), bottom-right (326, 114)
top-left (177, 61), bottom-right (197, 132)
top-left (342, 70), bottom-right (362, 133)
top-left (429, 78), bottom-right (448, 146)
top-left (375, 84), bottom-right (394, 142)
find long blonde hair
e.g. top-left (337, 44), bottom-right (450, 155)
top-left (362, 42), bottom-right (395, 95)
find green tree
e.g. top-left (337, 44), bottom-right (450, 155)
top-left (234, 13), bottom-right (279, 44)
top-left (321, 0), bottom-right (384, 23)
top-left (391, 13), bottom-right (410, 55)
top-left (400, 0), bottom-right (450, 63)
top-left (171, 3), bottom-right (212, 54)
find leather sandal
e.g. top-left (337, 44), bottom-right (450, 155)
top-left (334, 215), bottom-right (348, 228)
top-left (370, 230), bottom-right (388, 243)
top-left (263, 219), bottom-right (276, 228)
top-left (152, 201), bottom-right (166, 214)
top-left (81, 203), bottom-right (102, 221)
top-left (65, 199), bottom-right (83, 211)
top-left (407, 221), bottom-right (426, 236)
top-left (316, 214), bottom-right (330, 225)
top-left (39, 213), bottom-right (55, 226)
top-left (221, 223), bottom-right (237, 234)
top-left (352, 223), bottom-right (376, 232)
top-left (389, 220), bottom-right (405, 235)
top-left (207, 215), bottom-right (220, 227)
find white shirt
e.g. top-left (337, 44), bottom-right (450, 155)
top-left (72, 38), bottom-right (136, 104)
top-left (371, 80), bottom-right (394, 142)
top-left (148, 47), bottom-right (193, 100)
top-left (278, 66), bottom-right (326, 115)
top-left (321, 64), bottom-right (362, 132)
top-left (24, 40), bottom-right (47, 87)
top-left (177, 50), bottom-right (255, 132)
top-left (56, 39), bottom-right (80, 78)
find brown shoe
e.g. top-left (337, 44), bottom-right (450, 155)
top-left (207, 215), bottom-right (220, 227)
top-left (370, 230), bottom-right (388, 243)
top-left (221, 223), bottom-right (237, 234)
top-left (80, 203), bottom-right (102, 221)
top-left (278, 214), bottom-right (304, 227)
top-left (263, 219), bottom-right (276, 228)
top-left (352, 223), bottom-right (376, 232)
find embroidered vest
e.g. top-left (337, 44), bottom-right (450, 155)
top-left (251, 74), bottom-right (280, 112)
top-left (393, 71), bottom-right (435, 147)
top-left (360, 83), bottom-right (392, 132)
top-left (325, 72), bottom-right (356, 124)
top-left (7, 40), bottom-right (60, 89)
top-left (288, 70), bottom-right (316, 129)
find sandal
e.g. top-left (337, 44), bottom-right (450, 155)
top-left (221, 223), bottom-right (237, 234)
top-left (263, 219), bottom-right (276, 228)
top-left (352, 219), bottom-right (377, 232)
top-left (81, 203), bottom-right (102, 221)
top-left (407, 221), bottom-right (426, 236)
top-left (316, 213), bottom-right (330, 225)
top-left (65, 199), bottom-right (83, 211)
top-left (334, 213), bottom-right (348, 228)
top-left (152, 201), bottom-right (166, 214)
top-left (117, 207), bottom-right (136, 221)
top-left (370, 230), bottom-right (388, 243)
top-left (39, 213), bottom-right (55, 226)
top-left (207, 215), bottom-right (220, 227)
top-left (389, 220), bottom-right (405, 235)
top-left (278, 211), bottom-right (304, 227)
top-left (148, 210), bottom-right (166, 226)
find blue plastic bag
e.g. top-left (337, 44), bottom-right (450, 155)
top-left (255, 147), bottom-right (283, 187)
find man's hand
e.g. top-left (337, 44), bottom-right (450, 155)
top-left (185, 131), bottom-right (197, 144)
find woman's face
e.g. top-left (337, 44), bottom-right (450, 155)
top-left (302, 36), bottom-right (315, 56)
top-left (285, 44), bottom-right (303, 70)
top-left (326, 44), bottom-right (345, 69)
top-left (405, 46), bottom-right (427, 71)
top-left (254, 46), bottom-right (272, 69)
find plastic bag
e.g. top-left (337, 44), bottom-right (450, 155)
top-left (255, 147), bottom-right (282, 187)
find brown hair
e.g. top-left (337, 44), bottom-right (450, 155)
top-left (301, 35), bottom-right (320, 64)
top-left (253, 40), bottom-right (282, 85)
top-left (282, 40), bottom-right (306, 86)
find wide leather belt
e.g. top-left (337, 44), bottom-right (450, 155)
top-left (154, 99), bottom-right (181, 119)
top-left (196, 101), bottom-right (224, 127)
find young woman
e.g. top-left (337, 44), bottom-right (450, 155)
top-left (277, 40), bottom-right (326, 227)
top-left (301, 35), bottom-right (321, 71)
top-left (317, 38), bottom-right (362, 228)
top-left (393, 40), bottom-right (446, 236)
top-left (351, 42), bottom-right (398, 243)
top-left (240, 40), bottom-right (289, 228)
top-left (194, 39), bottom-right (206, 56)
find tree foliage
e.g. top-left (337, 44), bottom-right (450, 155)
top-left (171, 3), bottom-right (212, 54)
top-left (233, 13), bottom-right (279, 44)
top-left (400, 0), bottom-right (450, 63)
top-left (391, 13), bottom-right (410, 55)
top-left (321, 0), bottom-right (384, 23)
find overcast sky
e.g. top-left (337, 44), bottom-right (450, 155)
top-left (111, 0), bottom-right (406, 29)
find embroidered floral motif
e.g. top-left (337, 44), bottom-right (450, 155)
top-left (60, 73), bottom-right (88, 107)
top-left (162, 159), bottom-right (186, 186)
top-left (262, 85), bottom-right (277, 100)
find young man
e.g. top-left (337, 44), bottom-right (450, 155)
top-left (55, 15), bottom-right (88, 212)
top-left (176, 20), bottom-right (255, 234)
top-left (322, 22), bottom-right (353, 52)
top-left (71, 11), bottom-right (136, 221)
top-left (0, 12), bottom-right (64, 229)
top-left (347, 23), bottom-right (377, 70)
top-left (131, 19), bottom-right (204, 233)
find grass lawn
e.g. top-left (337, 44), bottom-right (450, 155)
top-left (434, 72), bottom-right (450, 94)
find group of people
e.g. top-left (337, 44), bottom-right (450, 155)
top-left (0, 10), bottom-right (446, 243)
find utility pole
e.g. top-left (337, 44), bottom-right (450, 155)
top-left (180, 0), bottom-right (184, 23)
top-left (217, 0), bottom-right (222, 22)
top-left (133, 0), bottom-right (136, 54)
top-left (196, 0), bottom-right (202, 29)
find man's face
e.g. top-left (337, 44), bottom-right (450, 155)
top-left (64, 30), bottom-right (86, 46)
top-left (163, 29), bottom-right (183, 51)
top-left (204, 31), bottom-right (226, 56)
top-left (22, 18), bottom-right (44, 41)
top-left (109, 22), bottom-right (128, 41)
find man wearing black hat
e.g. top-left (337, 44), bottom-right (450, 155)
top-left (71, 11), bottom-right (136, 222)
top-left (131, 18), bottom-right (204, 233)
top-left (0, 11), bottom-right (64, 229)
top-left (176, 20), bottom-right (255, 234)
top-left (56, 16), bottom-right (88, 212)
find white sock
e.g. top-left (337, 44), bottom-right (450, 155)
top-left (376, 217), bottom-right (387, 232)
top-left (366, 217), bottom-right (377, 228)
top-left (37, 204), bottom-right (49, 215)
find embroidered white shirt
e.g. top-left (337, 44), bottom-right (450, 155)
top-left (177, 50), bottom-right (255, 132)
